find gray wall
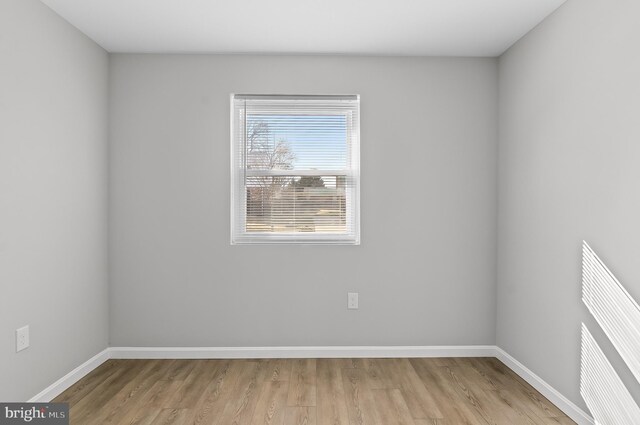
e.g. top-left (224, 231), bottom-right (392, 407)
top-left (0, 0), bottom-right (109, 401)
top-left (109, 55), bottom-right (498, 347)
top-left (498, 0), bottom-right (640, 412)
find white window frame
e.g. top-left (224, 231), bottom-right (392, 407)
top-left (230, 94), bottom-right (360, 245)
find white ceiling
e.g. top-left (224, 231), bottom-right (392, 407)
top-left (39, 0), bottom-right (566, 56)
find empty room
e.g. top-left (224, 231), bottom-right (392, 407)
top-left (2, 0), bottom-right (640, 424)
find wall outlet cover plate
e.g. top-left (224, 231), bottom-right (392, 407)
top-left (16, 325), bottom-right (29, 352)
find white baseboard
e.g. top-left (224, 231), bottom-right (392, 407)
top-left (495, 347), bottom-right (594, 425)
top-left (28, 343), bottom-right (595, 425)
top-left (28, 348), bottom-right (110, 403)
top-left (109, 345), bottom-right (497, 359)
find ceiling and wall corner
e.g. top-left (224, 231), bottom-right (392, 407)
top-left (38, 0), bottom-right (566, 56)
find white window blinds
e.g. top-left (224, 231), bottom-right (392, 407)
top-left (231, 94), bottom-right (360, 244)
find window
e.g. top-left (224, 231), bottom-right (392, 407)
top-left (231, 94), bottom-right (360, 244)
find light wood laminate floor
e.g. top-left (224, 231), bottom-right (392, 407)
top-left (54, 357), bottom-right (575, 425)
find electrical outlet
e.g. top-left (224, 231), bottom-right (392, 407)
top-left (348, 292), bottom-right (359, 310)
top-left (16, 325), bottom-right (29, 352)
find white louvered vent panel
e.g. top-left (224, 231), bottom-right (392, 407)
top-left (582, 241), bottom-right (640, 384)
top-left (580, 324), bottom-right (640, 425)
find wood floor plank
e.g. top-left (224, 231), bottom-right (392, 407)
top-left (481, 390), bottom-right (539, 425)
top-left (165, 360), bottom-right (197, 382)
top-left (145, 380), bottom-right (186, 408)
top-left (458, 360), bottom-right (500, 391)
top-left (409, 359), bottom-right (485, 425)
top-left (250, 380), bottom-right (289, 425)
top-left (165, 360), bottom-right (220, 409)
top-left (342, 368), bottom-right (382, 425)
top-left (287, 359), bottom-right (316, 407)
top-left (123, 406), bottom-right (162, 425)
top-left (452, 361), bottom-right (539, 424)
top-left (316, 360), bottom-right (349, 425)
top-left (359, 359), bottom-right (391, 390)
top-left (384, 359), bottom-right (443, 419)
top-left (331, 359), bottom-right (362, 369)
top-left (536, 417), bottom-right (577, 424)
top-left (414, 419), bottom-right (454, 425)
top-left (70, 360), bottom-right (149, 425)
top-left (106, 360), bottom-right (182, 416)
top-left (258, 359), bottom-right (293, 382)
top-left (182, 360), bottom-right (238, 425)
top-left (284, 407), bottom-right (316, 425)
top-left (432, 358), bottom-right (460, 367)
top-left (372, 388), bottom-right (416, 425)
top-left (457, 364), bottom-right (534, 422)
top-left (413, 419), bottom-right (456, 425)
top-left (87, 359), bottom-right (167, 425)
top-left (58, 359), bottom-right (133, 409)
top-left (53, 360), bottom-right (123, 405)
top-left (493, 389), bottom-right (575, 425)
top-left (478, 359), bottom-right (565, 418)
top-left (149, 408), bottom-right (190, 425)
top-left (513, 385), bottom-right (565, 419)
top-left (216, 360), bottom-right (264, 425)
top-left (439, 365), bottom-right (514, 425)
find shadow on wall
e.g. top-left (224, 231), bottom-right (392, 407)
top-left (580, 242), bottom-right (640, 423)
